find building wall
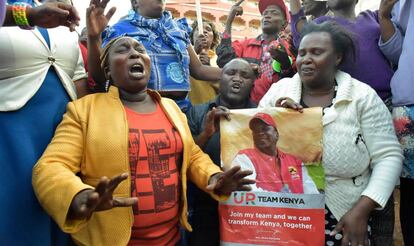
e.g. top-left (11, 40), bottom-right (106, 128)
top-left (166, 0), bottom-right (265, 40)
top-left (72, 0), bottom-right (381, 38)
top-left (165, 0), bottom-right (381, 41)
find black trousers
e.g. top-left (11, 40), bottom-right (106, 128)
top-left (400, 177), bottom-right (414, 246)
top-left (370, 193), bottom-right (395, 246)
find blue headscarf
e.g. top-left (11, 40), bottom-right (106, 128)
top-left (7, 0), bottom-right (35, 6)
top-left (102, 10), bottom-right (192, 92)
top-left (129, 11), bottom-right (190, 77)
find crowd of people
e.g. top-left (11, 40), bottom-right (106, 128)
top-left (0, 0), bottom-right (412, 245)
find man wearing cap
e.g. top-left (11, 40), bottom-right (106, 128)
top-left (216, 0), bottom-right (296, 105)
top-left (232, 112), bottom-right (318, 193)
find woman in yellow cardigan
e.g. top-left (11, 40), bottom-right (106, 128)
top-left (32, 32), bottom-right (254, 245)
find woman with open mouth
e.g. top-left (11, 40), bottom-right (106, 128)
top-left (86, 0), bottom-right (222, 113)
top-left (32, 34), bottom-right (255, 246)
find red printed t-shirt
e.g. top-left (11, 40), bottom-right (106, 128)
top-left (125, 103), bottom-right (182, 246)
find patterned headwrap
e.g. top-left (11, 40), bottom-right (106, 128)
top-left (128, 11), bottom-right (190, 80)
top-left (100, 36), bottom-right (127, 80)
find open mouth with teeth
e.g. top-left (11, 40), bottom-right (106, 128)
top-left (129, 63), bottom-right (145, 79)
top-left (130, 63), bottom-right (143, 73)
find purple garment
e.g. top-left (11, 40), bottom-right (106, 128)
top-left (291, 9), bottom-right (393, 100)
top-left (0, 0), bottom-right (5, 27)
top-left (379, 0), bottom-right (414, 106)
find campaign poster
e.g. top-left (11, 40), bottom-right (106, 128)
top-left (219, 107), bottom-right (324, 246)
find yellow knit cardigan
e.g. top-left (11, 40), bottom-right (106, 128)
top-left (32, 87), bottom-right (224, 245)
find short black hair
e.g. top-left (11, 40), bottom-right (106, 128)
top-left (300, 21), bottom-right (357, 66)
top-left (222, 58), bottom-right (258, 79)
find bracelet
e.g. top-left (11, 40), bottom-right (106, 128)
top-left (12, 2), bottom-right (34, 30)
top-left (222, 31), bottom-right (231, 39)
top-left (272, 60), bottom-right (282, 73)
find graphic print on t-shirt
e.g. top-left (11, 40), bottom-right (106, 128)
top-left (128, 127), bottom-right (181, 214)
top-left (126, 105), bottom-right (182, 245)
top-left (142, 129), bottom-right (177, 212)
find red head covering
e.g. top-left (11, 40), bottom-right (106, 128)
top-left (258, 0), bottom-right (290, 22)
top-left (249, 112), bottom-right (277, 129)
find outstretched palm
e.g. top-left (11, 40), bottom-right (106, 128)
top-left (68, 173), bottom-right (138, 220)
top-left (86, 0), bottom-right (116, 39)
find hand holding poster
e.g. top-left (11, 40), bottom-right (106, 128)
top-left (219, 107), bottom-right (324, 245)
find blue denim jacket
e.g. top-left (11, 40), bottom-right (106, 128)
top-left (102, 11), bottom-right (191, 92)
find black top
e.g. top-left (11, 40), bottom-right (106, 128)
top-left (185, 96), bottom-right (256, 217)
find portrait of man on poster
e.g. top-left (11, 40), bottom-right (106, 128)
top-left (231, 112), bottom-right (319, 194)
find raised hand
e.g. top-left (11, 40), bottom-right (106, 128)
top-left (27, 2), bottom-right (80, 31)
top-left (379, 0), bottom-right (399, 19)
top-left (68, 173), bottom-right (138, 220)
top-left (207, 166), bottom-right (255, 196)
top-left (229, 0), bottom-right (245, 20)
top-left (86, 0), bottom-right (117, 39)
top-left (378, 0), bottom-right (399, 43)
top-left (225, 0), bottom-right (244, 34)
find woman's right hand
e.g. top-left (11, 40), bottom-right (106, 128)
top-left (68, 173), bottom-right (138, 220)
top-left (276, 97), bottom-right (303, 113)
top-left (86, 0), bottom-right (117, 40)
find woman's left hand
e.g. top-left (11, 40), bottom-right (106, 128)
top-left (206, 166), bottom-right (255, 196)
top-left (330, 196), bottom-right (376, 246)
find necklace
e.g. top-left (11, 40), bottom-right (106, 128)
top-left (302, 84), bottom-right (338, 96)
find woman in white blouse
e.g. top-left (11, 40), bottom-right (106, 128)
top-left (259, 22), bottom-right (402, 246)
top-left (0, 1), bottom-right (87, 244)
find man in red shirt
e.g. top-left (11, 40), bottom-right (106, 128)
top-left (216, 0), bottom-right (296, 104)
top-left (232, 112), bottom-right (318, 193)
